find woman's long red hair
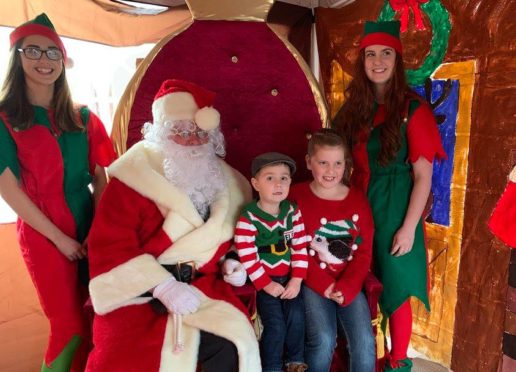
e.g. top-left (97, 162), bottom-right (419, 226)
top-left (332, 50), bottom-right (415, 166)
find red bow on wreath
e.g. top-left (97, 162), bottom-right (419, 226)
top-left (389, 0), bottom-right (429, 32)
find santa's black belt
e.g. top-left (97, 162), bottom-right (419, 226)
top-left (258, 242), bottom-right (289, 255)
top-left (143, 262), bottom-right (204, 315)
top-left (164, 262), bottom-right (204, 284)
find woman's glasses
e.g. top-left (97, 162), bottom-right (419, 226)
top-left (17, 47), bottom-right (63, 61)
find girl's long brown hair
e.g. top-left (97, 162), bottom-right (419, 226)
top-left (332, 49), bottom-right (414, 166)
top-left (0, 40), bottom-right (83, 132)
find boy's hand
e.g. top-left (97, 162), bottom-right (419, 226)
top-left (280, 277), bottom-right (302, 299)
top-left (263, 281), bottom-right (285, 297)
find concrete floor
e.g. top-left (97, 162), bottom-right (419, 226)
top-left (412, 357), bottom-right (450, 372)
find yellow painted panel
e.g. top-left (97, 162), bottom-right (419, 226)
top-left (411, 60), bottom-right (476, 367)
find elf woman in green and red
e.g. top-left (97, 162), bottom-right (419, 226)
top-left (333, 21), bottom-right (446, 371)
top-left (0, 14), bottom-right (116, 371)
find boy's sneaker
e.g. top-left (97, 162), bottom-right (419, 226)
top-left (286, 362), bottom-right (308, 372)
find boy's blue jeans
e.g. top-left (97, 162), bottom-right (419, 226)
top-left (256, 276), bottom-right (305, 372)
top-left (303, 286), bottom-right (376, 372)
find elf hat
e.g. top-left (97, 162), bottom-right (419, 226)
top-left (317, 220), bottom-right (352, 239)
top-left (10, 13), bottom-right (67, 60)
top-left (152, 79), bottom-right (220, 131)
top-left (359, 20), bottom-right (402, 54)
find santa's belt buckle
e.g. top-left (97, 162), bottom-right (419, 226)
top-left (165, 261), bottom-right (197, 283)
top-left (271, 243), bottom-right (288, 256)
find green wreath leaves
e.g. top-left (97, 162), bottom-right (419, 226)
top-left (378, 0), bottom-right (451, 86)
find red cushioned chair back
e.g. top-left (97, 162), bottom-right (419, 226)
top-left (121, 20), bottom-right (325, 182)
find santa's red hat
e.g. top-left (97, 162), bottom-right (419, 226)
top-left (152, 79), bottom-right (220, 131)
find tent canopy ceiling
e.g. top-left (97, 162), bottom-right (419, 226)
top-left (0, 0), bottom-right (355, 46)
top-left (117, 0), bottom-right (355, 10)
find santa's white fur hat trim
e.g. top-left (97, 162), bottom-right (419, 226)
top-left (195, 106), bottom-right (220, 131)
top-left (152, 79), bottom-right (220, 130)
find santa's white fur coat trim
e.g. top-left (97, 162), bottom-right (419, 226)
top-left (89, 254), bottom-right (170, 315)
top-left (89, 141), bottom-right (259, 371)
top-left (108, 141), bottom-right (251, 263)
top-left (160, 289), bottom-right (261, 372)
top-left (91, 141), bottom-right (252, 312)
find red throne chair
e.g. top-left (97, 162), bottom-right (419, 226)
top-left (110, 1), bottom-right (382, 370)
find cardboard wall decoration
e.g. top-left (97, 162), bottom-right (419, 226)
top-left (316, 0), bottom-right (516, 370)
top-left (0, 224), bottom-right (49, 372)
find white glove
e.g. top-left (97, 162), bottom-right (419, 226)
top-left (222, 258), bottom-right (247, 287)
top-left (153, 276), bottom-right (201, 315)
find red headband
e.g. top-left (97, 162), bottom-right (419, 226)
top-left (10, 23), bottom-right (67, 60)
top-left (359, 32), bottom-right (402, 54)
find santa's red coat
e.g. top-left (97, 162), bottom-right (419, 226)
top-left (86, 142), bottom-right (260, 372)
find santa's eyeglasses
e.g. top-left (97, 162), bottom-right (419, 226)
top-left (167, 120), bottom-right (209, 139)
top-left (17, 47), bottom-right (63, 61)
top-left (169, 128), bottom-right (209, 139)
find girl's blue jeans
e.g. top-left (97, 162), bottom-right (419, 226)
top-left (303, 286), bottom-right (376, 372)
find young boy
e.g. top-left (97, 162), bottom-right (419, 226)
top-left (235, 152), bottom-right (309, 372)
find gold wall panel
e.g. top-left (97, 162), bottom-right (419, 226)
top-left (411, 60), bottom-right (476, 367)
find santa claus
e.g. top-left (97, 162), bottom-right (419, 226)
top-left (86, 79), bottom-right (261, 372)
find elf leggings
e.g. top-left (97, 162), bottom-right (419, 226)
top-left (388, 300), bottom-right (412, 362)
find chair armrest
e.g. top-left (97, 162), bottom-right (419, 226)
top-left (364, 272), bottom-right (383, 319)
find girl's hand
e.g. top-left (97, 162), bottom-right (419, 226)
top-left (280, 278), bottom-right (302, 299)
top-left (391, 225), bottom-right (415, 257)
top-left (324, 283), bottom-right (344, 304)
top-left (54, 234), bottom-right (85, 261)
top-left (324, 283), bottom-right (336, 298)
top-left (329, 291), bottom-right (344, 305)
top-left (263, 281), bottom-right (285, 298)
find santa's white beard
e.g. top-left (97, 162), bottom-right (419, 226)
top-left (143, 123), bottom-right (226, 219)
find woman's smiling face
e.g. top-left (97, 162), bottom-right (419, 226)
top-left (364, 44), bottom-right (396, 89)
top-left (19, 34), bottom-right (63, 89)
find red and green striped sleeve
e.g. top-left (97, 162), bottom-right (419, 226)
top-left (234, 214), bottom-right (272, 290)
top-left (290, 207), bottom-right (308, 279)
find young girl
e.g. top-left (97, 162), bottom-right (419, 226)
top-left (0, 14), bottom-right (116, 371)
top-left (332, 21), bottom-right (446, 371)
top-left (289, 128), bottom-right (376, 372)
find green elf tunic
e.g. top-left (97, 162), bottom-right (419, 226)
top-left (351, 99), bottom-right (446, 317)
top-left (0, 106), bottom-right (115, 370)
